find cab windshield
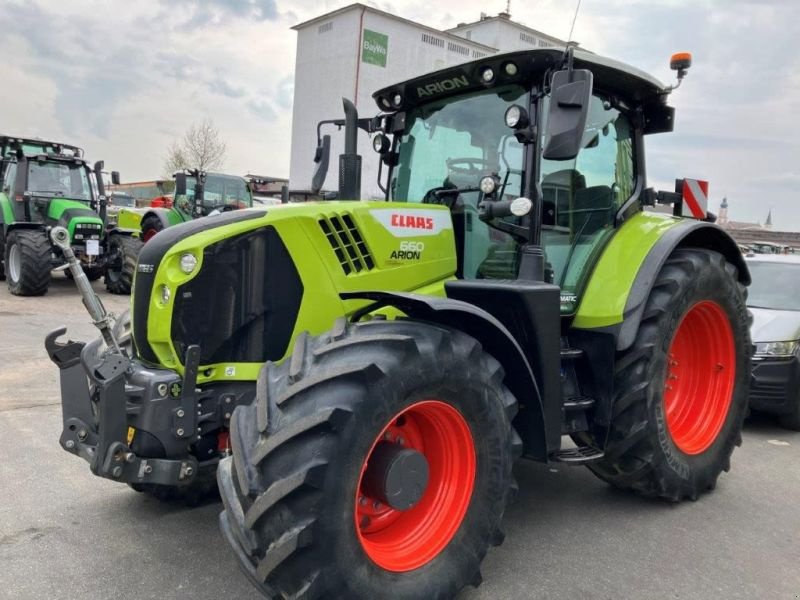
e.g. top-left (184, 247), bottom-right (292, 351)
top-left (28, 161), bottom-right (92, 201)
top-left (186, 174), bottom-right (252, 209)
top-left (391, 86), bottom-right (527, 279)
top-left (391, 85), bottom-right (526, 204)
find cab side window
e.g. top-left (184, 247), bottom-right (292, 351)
top-left (2, 162), bottom-right (17, 195)
top-left (540, 95), bottom-right (635, 296)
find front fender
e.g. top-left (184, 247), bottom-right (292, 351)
top-left (118, 207), bottom-right (178, 234)
top-left (116, 207), bottom-right (146, 232)
top-left (341, 290), bottom-right (551, 460)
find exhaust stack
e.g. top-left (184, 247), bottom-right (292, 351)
top-left (338, 98), bottom-right (362, 200)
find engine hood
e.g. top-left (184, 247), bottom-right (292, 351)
top-left (749, 306), bottom-right (800, 343)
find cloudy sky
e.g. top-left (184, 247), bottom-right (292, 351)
top-left (1, 0), bottom-right (798, 229)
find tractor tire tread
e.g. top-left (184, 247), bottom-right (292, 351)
top-left (5, 229), bottom-right (51, 296)
top-left (105, 234), bottom-right (142, 294)
top-left (585, 248), bottom-right (750, 501)
top-left (220, 318), bottom-right (518, 599)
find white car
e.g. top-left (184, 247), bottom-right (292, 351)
top-left (745, 254), bottom-right (800, 429)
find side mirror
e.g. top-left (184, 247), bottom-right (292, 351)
top-left (111, 171), bottom-right (120, 185)
top-left (93, 161), bottom-right (107, 223)
top-left (175, 172), bottom-right (187, 196)
top-left (311, 134), bottom-right (331, 195)
top-left (542, 69), bottom-right (593, 161)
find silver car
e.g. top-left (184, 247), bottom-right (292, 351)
top-left (746, 254), bottom-right (800, 429)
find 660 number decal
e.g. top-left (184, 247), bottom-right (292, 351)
top-left (390, 241), bottom-right (424, 261)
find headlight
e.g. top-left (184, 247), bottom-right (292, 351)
top-left (504, 104), bottom-right (529, 129)
top-left (479, 176), bottom-right (497, 195)
top-left (480, 66), bottom-right (495, 83)
top-left (159, 284), bottom-right (171, 304)
top-left (372, 134), bottom-right (390, 154)
top-left (510, 197), bottom-right (533, 217)
top-left (754, 341), bottom-right (799, 357)
top-left (180, 253), bottom-right (198, 274)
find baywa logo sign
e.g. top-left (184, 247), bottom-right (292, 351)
top-left (362, 29), bottom-right (388, 67)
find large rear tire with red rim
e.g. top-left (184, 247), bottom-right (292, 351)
top-left (141, 215), bottom-right (164, 243)
top-left (582, 248), bottom-right (750, 501)
top-left (218, 318), bottom-right (521, 599)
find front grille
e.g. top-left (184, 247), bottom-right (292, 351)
top-left (73, 223), bottom-right (103, 241)
top-left (319, 214), bottom-right (374, 275)
top-left (170, 226), bottom-right (303, 365)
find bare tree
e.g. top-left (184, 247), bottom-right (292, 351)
top-left (162, 140), bottom-right (188, 179)
top-left (163, 118), bottom-right (227, 177)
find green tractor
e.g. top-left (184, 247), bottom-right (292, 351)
top-left (49, 48), bottom-right (751, 599)
top-left (105, 169), bottom-right (254, 295)
top-left (0, 135), bottom-right (119, 296)
top-left (115, 169), bottom-right (254, 243)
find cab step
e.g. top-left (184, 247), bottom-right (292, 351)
top-left (563, 396), bottom-right (595, 411)
top-left (552, 446), bottom-right (604, 464)
top-left (560, 347), bottom-right (584, 360)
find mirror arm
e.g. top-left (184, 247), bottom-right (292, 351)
top-left (482, 217), bottom-right (529, 244)
top-left (316, 119), bottom-right (346, 145)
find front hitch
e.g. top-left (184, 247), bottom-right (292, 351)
top-left (45, 328), bottom-right (201, 486)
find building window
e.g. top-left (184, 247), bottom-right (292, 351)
top-left (472, 50), bottom-right (487, 58)
top-left (519, 32), bottom-right (537, 45)
top-left (447, 41), bottom-right (470, 56)
top-left (318, 22), bottom-right (333, 34)
top-left (538, 40), bottom-right (553, 48)
top-left (421, 33), bottom-right (445, 48)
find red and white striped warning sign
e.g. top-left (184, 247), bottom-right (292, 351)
top-left (682, 179), bottom-right (709, 219)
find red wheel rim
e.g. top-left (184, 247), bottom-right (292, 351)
top-left (664, 301), bottom-right (736, 455)
top-left (143, 228), bottom-right (159, 243)
top-left (355, 400), bottom-right (476, 572)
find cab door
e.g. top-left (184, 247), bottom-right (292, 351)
top-left (539, 94), bottom-right (637, 312)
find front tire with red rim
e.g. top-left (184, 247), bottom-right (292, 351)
top-left (581, 248), bottom-right (750, 501)
top-left (218, 318), bottom-right (520, 599)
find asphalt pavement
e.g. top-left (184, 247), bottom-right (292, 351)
top-left (1, 275), bottom-right (799, 600)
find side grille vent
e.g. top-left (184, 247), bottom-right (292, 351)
top-left (319, 214), bottom-right (375, 275)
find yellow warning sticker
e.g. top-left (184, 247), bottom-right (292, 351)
top-left (127, 427), bottom-right (135, 446)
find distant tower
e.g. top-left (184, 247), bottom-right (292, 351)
top-left (765, 209), bottom-right (772, 230)
top-left (718, 197), bottom-right (729, 225)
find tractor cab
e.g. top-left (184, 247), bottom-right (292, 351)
top-left (366, 48), bottom-right (674, 313)
top-left (174, 170), bottom-right (253, 218)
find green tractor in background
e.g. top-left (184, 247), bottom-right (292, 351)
top-left (105, 169), bottom-right (254, 294)
top-left (49, 48), bottom-right (752, 599)
top-left (0, 135), bottom-right (119, 296)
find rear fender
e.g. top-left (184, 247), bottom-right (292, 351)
top-left (6, 222), bottom-right (46, 233)
top-left (619, 220), bottom-right (748, 351)
top-left (341, 290), bottom-right (551, 460)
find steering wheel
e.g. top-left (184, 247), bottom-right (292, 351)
top-left (446, 157), bottom-right (495, 179)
